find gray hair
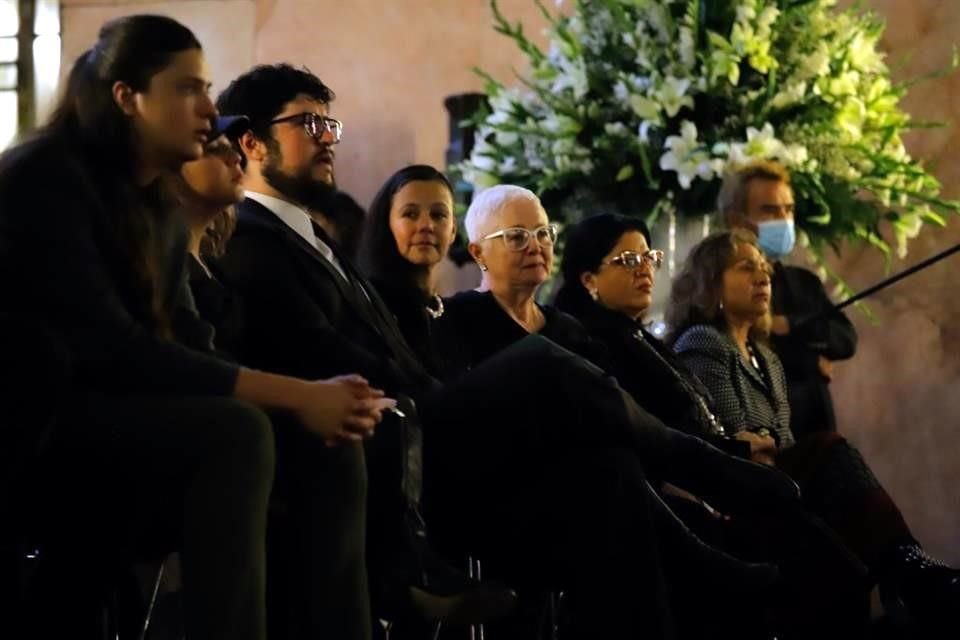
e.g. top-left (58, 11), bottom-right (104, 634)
top-left (464, 184), bottom-right (544, 242)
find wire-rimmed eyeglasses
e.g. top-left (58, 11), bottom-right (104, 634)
top-left (269, 112), bottom-right (343, 144)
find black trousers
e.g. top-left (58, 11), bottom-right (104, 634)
top-left (266, 414), bottom-right (371, 640)
top-left (25, 393), bottom-right (275, 640)
top-left (421, 336), bottom-right (689, 639)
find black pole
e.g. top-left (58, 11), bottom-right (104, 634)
top-left (834, 240), bottom-right (960, 310)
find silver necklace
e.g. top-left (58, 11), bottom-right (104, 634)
top-left (426, 294), bottom-right (445, 319)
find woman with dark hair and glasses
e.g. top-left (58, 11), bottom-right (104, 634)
top-left (0, 16), bottom-right (383, 639)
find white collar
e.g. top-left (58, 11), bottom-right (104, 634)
top-left (245, 190), bottom-right (318, 250)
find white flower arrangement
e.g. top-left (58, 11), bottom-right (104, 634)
top-left (462, 0), bottom-right (959, 267)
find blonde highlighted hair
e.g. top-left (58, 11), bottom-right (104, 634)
top-left (717, 160), bottom-right (791, 221)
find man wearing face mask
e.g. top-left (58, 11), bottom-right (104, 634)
top-left (722, 161), bottom-right (857, 439)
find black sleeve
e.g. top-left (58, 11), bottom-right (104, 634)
top-left (217, 233), bottom-right (416, 393)
top-left (711, 436), bottom-right (752, 459)
top-left (784, 269), bottom-right (858, 361)
top-left (0, 159), bottom-right (239, 396)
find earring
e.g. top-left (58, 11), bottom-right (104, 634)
top-left (719, 300), bottom-right (725, 311)
top-left (589, 288), bottom-right (599, 301)
top-left (478, 263), bottom-right (488, 272)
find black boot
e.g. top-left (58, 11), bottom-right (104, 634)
top-left (879, 542), bottom-right (960, 626)
top-left (666, 434), bottom-right (801, 515)
top-left (617, 389), bottom-right (801, 515)
top-left (366, 396), bottom-right (517, 626)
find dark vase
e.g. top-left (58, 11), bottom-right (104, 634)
top-left (443, 92), bottom-right (487, 265)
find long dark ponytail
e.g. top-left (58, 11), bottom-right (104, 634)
top-left (46, 15), bottom-right (202, 335)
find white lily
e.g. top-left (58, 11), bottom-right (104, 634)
top-left (629, 94), bottom-right (662, 122)
top-left (658, 76), bottom-right (695, 117)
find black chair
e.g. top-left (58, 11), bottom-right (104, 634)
top-left (1, 313), bottom-right (166, 639)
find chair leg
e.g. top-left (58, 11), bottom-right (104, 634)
top-left (138, 562), bottom-right (165, 640)
top-left (466, 556), bottom-right (484, 640)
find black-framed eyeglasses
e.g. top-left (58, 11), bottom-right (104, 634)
top-left (482, 223), bottom-right (559, 252)
top-left (603, 249), bottom-right (665, 271)
top-left (268, 112), bottom-right (343, 144)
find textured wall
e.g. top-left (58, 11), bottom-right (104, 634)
top-left (57, 0), bottom-right (959, 561)
top-left (252, 0), bottom-right (549, 206)
top-left (60, 0), bottom-right (256, 101)
top-left (829, 0), bottom-right (960, 563)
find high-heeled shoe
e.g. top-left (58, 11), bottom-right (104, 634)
top-left (648, 480), bottom-right (781, 596)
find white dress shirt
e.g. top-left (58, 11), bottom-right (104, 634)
top-left (244, 190), bottom-right (348, 281)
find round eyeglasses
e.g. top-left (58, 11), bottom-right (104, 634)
top-left (603, 249), bottom-right (665, 271)
top-left (482, 223), bottom-right (559, 252)
top-left (269, 112), bottom-right (343, 144)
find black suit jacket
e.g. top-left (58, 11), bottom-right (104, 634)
top-left (771, 263), bottom-right (857, 435)
top-left (216, 198), bottom-right (436, 397)
top-left (0, 134), bottom-right (238, 397)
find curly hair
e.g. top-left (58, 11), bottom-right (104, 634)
top-left (216, 63), bottom-right (335, 144)
top-left (200, 207), bottom-right (237, 258)
top-left (665, 229), bottom-right (770, 344)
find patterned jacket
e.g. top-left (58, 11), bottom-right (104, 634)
top-left (673, 324), bottom-right (795, 449)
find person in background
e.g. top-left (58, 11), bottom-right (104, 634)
top-left (322, 190), bottom-right (367, 260)
top-left (721, 160), bottom-right (856, 439)
top-left (0, 16), bottom-right (381, 640)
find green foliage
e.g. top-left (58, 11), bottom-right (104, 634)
top-left (462, 0), bottom-right (959, 275)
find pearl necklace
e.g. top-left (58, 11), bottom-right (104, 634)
top-left (426, 294), bottom-right (445, 319)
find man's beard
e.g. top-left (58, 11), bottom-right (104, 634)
top-left (261, 137), bottom-right (338, 212)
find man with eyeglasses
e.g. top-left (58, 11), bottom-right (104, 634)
top-left (214, 64), bottom-right (512, 640)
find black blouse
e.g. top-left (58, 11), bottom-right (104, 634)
top-left (369, 277), bottom-right (447, 379)
top-left (439, 289), bottom-right (604, 380)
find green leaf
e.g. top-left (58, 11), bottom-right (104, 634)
top-left (615, 164), bottom-right (635, 182)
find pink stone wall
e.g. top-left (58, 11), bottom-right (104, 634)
top-left (58, 0), bottom-right (959, 561)
top-left (830, 0), bottom-right (960, 563)
top-left (252, 0), bottom-right (549, 206)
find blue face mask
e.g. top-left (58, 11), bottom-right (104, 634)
top-left (756, 219), bottom-right (796, 259)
